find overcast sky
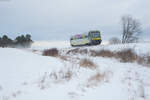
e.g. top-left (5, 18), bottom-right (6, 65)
top-left (0, 0), bottom-right (150, 41)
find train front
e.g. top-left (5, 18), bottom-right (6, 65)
top-left (88, 31), bottom-right (102, 45)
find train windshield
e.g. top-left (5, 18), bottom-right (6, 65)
top-left (91, 32), bottom-right (100, 38)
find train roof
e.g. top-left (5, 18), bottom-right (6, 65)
top-left (71, 33), bottom-right (87, 38)
top-left (70, 30), bottom-right (100, 38)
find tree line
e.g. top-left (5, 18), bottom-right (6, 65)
top-left (0, 34), bottom-right (33, 48)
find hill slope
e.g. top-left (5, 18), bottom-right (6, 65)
top-left (0, 42), bottom-right (150, 100)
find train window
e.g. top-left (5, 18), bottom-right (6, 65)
top-left (92, 33), bottom-right (100, 38)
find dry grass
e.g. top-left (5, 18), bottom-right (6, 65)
top-left (115, 49), bottom-right (137, 62)
top-left (38, 69), bottom-right (73, 90)
top-left (79, 49), bottom-right (88, 54)
top-left (137, 56), bottom-right (145, 65)
top-left (79, 58), bottom-right (97, 69)
top-left (66, 48), bottom-right (149, 66)
top-left (87, 72), bottom-right (105, 87)
top-left (64, 70), bottom-right (73, 81)
top-left (42, 48), bottom-right (59, 57)
top-left (50, 70), bottom-right (73, 83)
top-left (67, 48), bottom-right (88, 55)
top-left (67, 48), bottom-right (80, 55)
top-left (137, 55), bottom-right (150, 66)
top-left (59, 55), bottom-right (69, 61)
top-left (91, 49), bottom-right (136, 63)
top-left (91, 49), bottom-right (114, 57)
top-left (89, 48), bottom-right (150, 66)
top-left (147, 56), bottom-right (150, 64)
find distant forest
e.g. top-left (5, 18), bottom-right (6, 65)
top-left (0, 34), bottom-right (33, 48)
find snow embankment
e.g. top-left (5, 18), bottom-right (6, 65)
top-left (0, 42), bottom-right (150, 100)
top-left (30, 40), bottom-right (109, 51)
top-left (0, 48), bottom-right (64, 98)
top-left (31, 41), bottom-right (150, 56)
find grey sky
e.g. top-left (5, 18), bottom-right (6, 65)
top-left (0, 0), bottom-right (149, 40)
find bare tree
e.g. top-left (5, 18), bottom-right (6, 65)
top-left (109, 37), bottom-right (121, 44)
top-left (121, 15), bottom-right (142, 43)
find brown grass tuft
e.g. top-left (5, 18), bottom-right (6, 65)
top-left (79, 58), bottom-right (97, 69)
top-left (59, 56), bottom-right (68, 61)
top-left (87, 72), bottom-right (105, 87)
top-left (95, 49), bottom-right (114, 57)
top-left (67, 48), bottom-right (88, 55)
top-left (67, 48), bottom-right (79, 55)
top-left (147, 56), bottom-right (150, 64)
top-left (91, 49), bottom-right (137, 63)
top-left (64, 70), bottom-right (73, 81)
top-left (42, 48), bottom-right (59, 57)
top-left (115, 49), bottom-right (137, 62)
top-left (89, 48), bottom-right (150, 66)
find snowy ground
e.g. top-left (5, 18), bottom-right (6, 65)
top-left (0, 41), bottom-right (150, 100)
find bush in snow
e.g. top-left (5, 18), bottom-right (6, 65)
top-left (91, 49), bottom-right (115, 57)
top-left (67, 48), bottom-right (88, 55)
top-left (115, 49), bottom-right (137, 62)
top-left (43, 48), bottom-right (59, 57)
top-left (79, 58), bottom-right (97, 69)
top-left (147, 56), bottom-right (150, 65)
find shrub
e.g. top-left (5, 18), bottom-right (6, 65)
top-left (79, 58), bottom-right (97, 69)
top-left (79, 49), bottom-right (88, 54)
top-left (137, 55), bottom-right (150, 66)
top-left (90, 49), bottom-right (114, 57)
top-left (43, 48), bottom-right (59, 57)
top-left (90, 49), bottom-right (137, 63)
top-left (95, 49), bottom-right (114, 57)
top-left (115, 49), bottom-right (137, 62)
top-left (67, 48), bottom-right (88, 55)
top-left (67, 48), bottom-right (79, 54)
top-left (137, 56), bottom-right (145, 65)
top-left (146, 56), bottom-right (150, 65)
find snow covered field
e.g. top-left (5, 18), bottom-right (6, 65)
top-left (0, 41), bottom-right (150, 100)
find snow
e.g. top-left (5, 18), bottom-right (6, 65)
top-left (31, 41), bottom-right (70, 50)
top-left (99, 43), bottom-right (150, 56)
top-left (0, 41), bottom-right (150, 100)
top-left (30, 40), bottom-right (109, 51)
